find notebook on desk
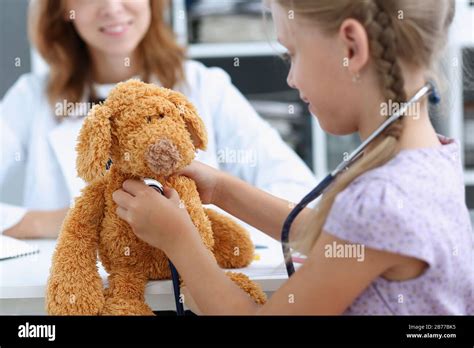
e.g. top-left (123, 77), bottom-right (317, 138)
top-left (0, 235), bottom-right (40, 260)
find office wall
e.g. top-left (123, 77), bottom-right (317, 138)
top-left (0, 0), bottom-right (30, 98)
top-left (0, 0), bottom-right (29, 204)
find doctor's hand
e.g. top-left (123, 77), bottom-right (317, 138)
top-left (178, 161), bottom-right (225, 205)
top-left (112, 180), bottom-right (197, 254)
top-left (3, 208), bottom-right (68, 239)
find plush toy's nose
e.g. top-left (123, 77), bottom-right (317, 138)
top-left (146, 139), bottom-right (181, 176)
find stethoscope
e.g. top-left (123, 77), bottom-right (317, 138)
top-left (281, 82), bottom-right (441, 278)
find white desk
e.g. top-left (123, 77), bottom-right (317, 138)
top-left (0, 231), bottom-right (289, 314)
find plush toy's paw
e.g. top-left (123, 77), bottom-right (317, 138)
top-left (46, 275), bottom-right (105, 315)
top-left (102, 297), bottom-right (155, 316)
top-left (225, 271), bottom-right (267, 305)
top-left (205, 208), bottom-right (255, 269)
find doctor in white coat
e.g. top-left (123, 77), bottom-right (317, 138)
top-left (0, 0), bottom-right (317, 238)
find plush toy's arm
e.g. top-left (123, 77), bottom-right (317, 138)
top-left (46, 177), bottom-right (106, 315)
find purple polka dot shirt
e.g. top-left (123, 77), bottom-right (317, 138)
top-left (323, 135), bottom-right (474, 315)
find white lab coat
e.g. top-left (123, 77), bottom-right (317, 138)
top-left (0, 60), bottom-right (317, 233)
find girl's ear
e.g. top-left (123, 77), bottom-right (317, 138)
top-left (339, 18), bottom-right (370, 74)
top-left (167, 90), bottom-right (208, 151)
top-left (76, 104), bottom-right (113, 182)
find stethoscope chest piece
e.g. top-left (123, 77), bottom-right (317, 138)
top-left (143, 178), bottom-right (164, 195)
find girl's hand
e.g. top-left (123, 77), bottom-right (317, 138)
top-left (178, 161), bottom-right (224, 205)
top-left (112, 179), bottom-right (196, 254)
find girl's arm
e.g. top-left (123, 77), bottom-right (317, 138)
top-left (171, 229), bottom-right (404, 315)
top-left (171, 227), bottom-right (260, 315)
top-left (214, 172), bottom-right (309, 242)
top-left (180, 161), bottom-right (312, 242)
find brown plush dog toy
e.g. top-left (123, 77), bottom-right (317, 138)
top-left (46, 79), bottom-right (266, 315)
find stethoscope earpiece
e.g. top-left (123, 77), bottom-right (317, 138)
top-left (428, 82), bottom-right (441, 105)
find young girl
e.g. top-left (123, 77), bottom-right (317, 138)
top-left (0, 0), bottom-right (315, 238)
top-left (112, 0), bottom-right (473, 314)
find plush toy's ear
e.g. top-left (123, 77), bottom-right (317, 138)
top-left (167, 90), bottom-right (208, 151)
top-left (76, 104), bottom-right (113, 182)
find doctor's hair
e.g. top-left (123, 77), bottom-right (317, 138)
top-left (28, 0), bottom-right (185, 112)
top-left (276, 0), bottom-right (456, 257)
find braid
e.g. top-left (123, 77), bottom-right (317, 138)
top-left (364, 0), bottom-right (407, 140)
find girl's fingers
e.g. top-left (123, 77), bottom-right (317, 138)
top-left (177, 160), bottom-right (198, 177)
top-left (116, 206), bottom-right (129, 222)
top-left (163, 186), bottom-right (180, 203)
top-left (122, 179), bottom-right (149, 196)
top-left (176, 162), bottom-right (193, 175)
top-left (112, 189), bottom-right (133, 208)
